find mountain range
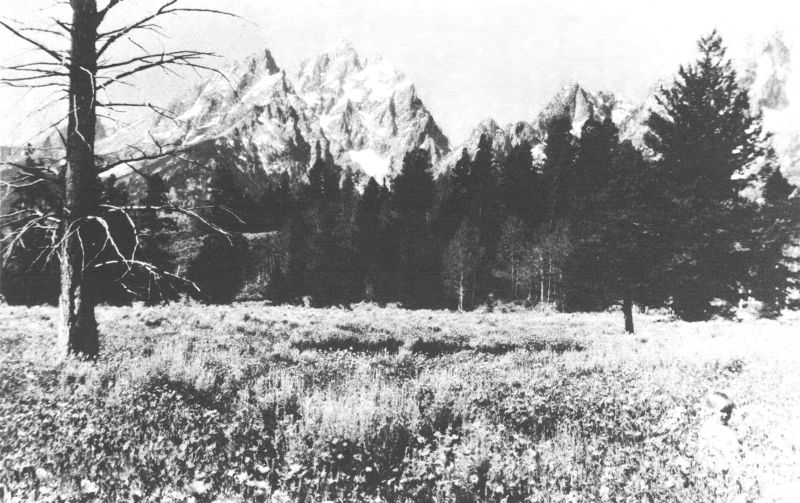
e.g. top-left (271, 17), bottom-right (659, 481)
top-left (109, 41), bottom-right (657, 199)
top-left (8, 34), bottom-right (800, 200)
top-left (103, 40), bottom-right (450, 201)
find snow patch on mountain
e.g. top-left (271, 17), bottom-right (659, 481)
top-left (113, 40), bottom-right (451, 196)
top-left (346, 149), bottom-right (392, 180)
top-left (295, 40), bottom-right (449, 181)
top-left (743, 32), bottom-right (800, 184)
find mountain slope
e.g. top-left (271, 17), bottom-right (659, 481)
top-left (744, 32), bottom-right (800, 184)
top-left (436, 83), bottom-right (638, 176)
top-left (295, 40), bottom-right (450, 181)
top-left (118, 41), bottom-right (450, 201)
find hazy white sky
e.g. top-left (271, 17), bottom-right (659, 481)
top-left (0, 0), bottom-right (797, 144)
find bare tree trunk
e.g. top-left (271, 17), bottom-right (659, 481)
top-left (623, 297), bottom-right (634, 334)
top-left (59, 240), bottom-right (98, 356)
top-left (540, 276), bottom-right (544, 304)
top-left (458, 270), bottom-right (464, 311)
top-left (60, 0), bottom-right (100, 358)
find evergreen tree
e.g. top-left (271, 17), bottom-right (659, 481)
top-left (562, 117), bottom-right (623, 311)
top-left (356, 177), bottom-right (384, 301)
top-left (338, 169), bottom-right (361, 302)
top-left (208, 164), bottom-right (248, 230)
top-left (255, 174), bottom-right (293, 231)
top-left (744, 160), bottom-right (800, 316)
top-left (100, 174), bottom-right (129, 207)
top-left (570, 118), bottom-right (618, 222)
top-left (375, 181), bottom-right (399, 303)
top-left (284, 147), bottom-right (363, 307)
top-left (437, 148), bottom-right (472, 239)
top-left (392, 148), bottom-right (438, 307)
top-left (310, 168), bottom-right (360, 306)
top-left (542, 115), bottom-right (578, 230)
top-left (468, 134), bottom-right (501, 237)
top-left (500, 141), bottom-right (543, 228)
top-left (187, 233), bottom-right (248, 304)
top-left (565, 140), bottom-right (668, 332)
top-left (645, 31), bottom-right (787, 320)
top-left (468, 134), bottom-right (501, 300)
top-left (306, 142), bottom-right (340, 203)
top-left (283, 208), bottom-right (314, 302)
top-left (134, 174), bottom-right (179, 304)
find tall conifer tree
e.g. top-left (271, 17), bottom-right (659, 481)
top-left (645, 31), bottom-right (789, 320)
top-left (392, 148), bottom-right (438, 307)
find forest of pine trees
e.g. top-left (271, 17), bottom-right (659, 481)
top-left (2, 32), bottom-right (798, 331)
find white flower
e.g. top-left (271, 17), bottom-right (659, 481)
top-left (271, 490), bottom-right (293, 503)
top-left (189, 480), bottom-right (209, 496)
top-left (81, 479), bottom-right (99, 495)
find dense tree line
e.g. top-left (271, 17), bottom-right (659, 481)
top-left (3, 32), bottom-right (798, 331)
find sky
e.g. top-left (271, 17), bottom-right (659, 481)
top-left (0, 0), bottom-right (798, 145)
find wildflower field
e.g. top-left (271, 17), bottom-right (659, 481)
top-left (1, 303), bottom-right (798, 502)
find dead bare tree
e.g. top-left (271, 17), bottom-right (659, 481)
top-left (1, 0), bottom-right (236, 358)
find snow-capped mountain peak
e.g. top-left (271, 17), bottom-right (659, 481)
top-left (294, 41), bottom-right (449, 182)
top-left (744, 32), bottom-right (800, 183)
top-left (112, 42), bottom-right (449, 200)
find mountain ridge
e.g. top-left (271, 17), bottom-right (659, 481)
top-left (13, 35), bottom-right (799, 198)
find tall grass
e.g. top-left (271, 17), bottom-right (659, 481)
top-left (1, 302), bottom-right (798, 502)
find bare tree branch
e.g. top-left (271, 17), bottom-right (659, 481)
top-left (1, 161), bottom-right (61, 184)
top-left (1, 213), bottom-right (59, 265)
top-left (0, 20), bottom-right (67, 63)
top-left (96, 1), bottom-right (236, 58)
top-left (99, 50), bottom-right (212, 70)
top-left (0, 80), bottom-right (66, 89)
top-left (1, 178), bottom-right (49, 190)
top-left (96, 52), bottom-right (221, 91)
top-left (94, 258), bottom-right (200, 294)
top-left (96, 0), bottom-right (125, 24)
top-left (99, 101), bottom-right (188, 128)
top-left (96, 147), bottom-right (184, 173)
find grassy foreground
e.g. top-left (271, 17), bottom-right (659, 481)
top-left (1, 303), bottom-right (798, 502)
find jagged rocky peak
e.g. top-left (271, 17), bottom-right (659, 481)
top-left (296, 39), bottom-right (365, 95)
top-left (122, 42), bottom-right (451, 196)
top-left (743, 31), bottom-right (800, 184)
top-left (537, 81), bottom-right (602, 136)
top-left (295, 40), bottom-right (449, 182)
top-left (505, 120), bottom-right (539, 146)
top-left (295, 40), bottom-right (412, 115)
top-left (238, 48), bottom-right (282, 83)
top-left (151, 46), bottom-right (305, 147)
top-left (435, 82), bottom-right (646, 177)
top-left (263, 49), bottom-right (281, 75)
top-left (120, 45), bottom-right (322, 201)
top-left (472, 118), bottom-right (510, 151)
top-left (433, 118), bottom-right (509, 177)
top-left (744, 31), bottom-right (792, 112)
top-left (536, 80), bottom-right (650, 141)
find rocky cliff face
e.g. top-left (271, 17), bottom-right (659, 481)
top-left (294, 40), bottom-right (450, 181)
top-left (113, 41), bottom-right (449, 200)
top-left (49, 35), bottom-right (799, 196)
top-left (436, 82), bottom-right (641, 176)
top-left (743, 32), bottom-right (800, 184)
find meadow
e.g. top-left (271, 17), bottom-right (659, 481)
top-left (1, 302), bottom-right (798, 502)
